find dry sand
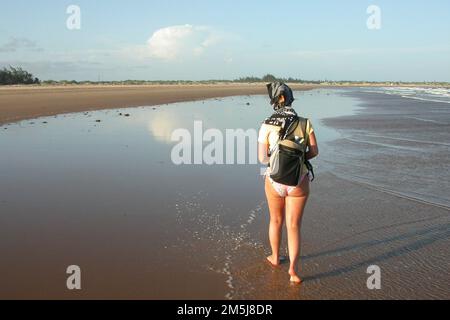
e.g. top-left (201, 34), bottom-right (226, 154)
top-left (0, 84), bottom-right (317, 125)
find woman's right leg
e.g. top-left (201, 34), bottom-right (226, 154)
top-left (265, 176), bottom-right (286, 266)
top-left (285, 178), bottom-right (310, 283)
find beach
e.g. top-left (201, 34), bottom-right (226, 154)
top-left (0, 84), bottom-right (317, 126)
top-left (0, 87), bottom-right (449, 299)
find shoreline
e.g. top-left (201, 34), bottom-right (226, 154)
top-left (0, 83), bottom-right (318, 126)
top-left (2, 83), bottom-right (449, 126)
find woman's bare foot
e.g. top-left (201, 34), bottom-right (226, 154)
top-left (289, 270), bottom-right (302, 284)
top-left (266, 255), bottom-right (280, 267)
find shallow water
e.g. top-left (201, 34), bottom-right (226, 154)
top-left (323, 89), bottom-right (450, 210)
top-left (363, 86), bottom-right (450, 104)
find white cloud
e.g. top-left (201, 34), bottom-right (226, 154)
top-left (147, 24), bottom-right (219, 60)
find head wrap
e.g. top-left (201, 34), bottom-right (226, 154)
top-left (266, 82), bottom-right (295, 110)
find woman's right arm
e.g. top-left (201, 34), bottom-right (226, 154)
top-left (258, 124), bottom-right (270, 165)
top-left (258, 143), bottom-right (270, 165)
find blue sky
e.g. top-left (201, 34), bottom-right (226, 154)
top-left (1, 0), bottom-right (449, 81)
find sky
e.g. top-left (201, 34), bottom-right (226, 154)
top-left (0, 0), bottom-right (449, 81)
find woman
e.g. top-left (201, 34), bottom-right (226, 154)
top-left (258, 82), bottom-right (319, 284)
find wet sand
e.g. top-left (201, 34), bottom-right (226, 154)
top-left (205, 173), bottom-right (450, 300)
top-left (1, 89), bottom-right (449, 299)
top-left (0, 83), bottom-right (316, 126)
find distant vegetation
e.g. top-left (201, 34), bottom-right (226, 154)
top-left (39, 73), bottom-right (449, 86)
top-left (40, 74), bottom-right (310, 85)
top-left (235, 74), bottom-right (309, 83)
top-left (1, 68), bottom-right (448, 87)
top-left (0, 66), bottom-right (40, 85)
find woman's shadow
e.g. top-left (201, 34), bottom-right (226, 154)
top-left (301, 221), bottom-right (450, 282)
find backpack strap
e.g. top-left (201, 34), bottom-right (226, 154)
top-left (291, 117), bottom-right (308, 144)
top-left (279, 115), bottom-right (298, 140)
top-left (301, 118), bottom-right (308, 144)
top-left (293, 118), bottom-right (316, 182)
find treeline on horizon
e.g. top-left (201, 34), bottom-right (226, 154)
top-left (0, 67), bottom-right (448, 86)
top-left (0, 66), bottom-right (40, 85)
